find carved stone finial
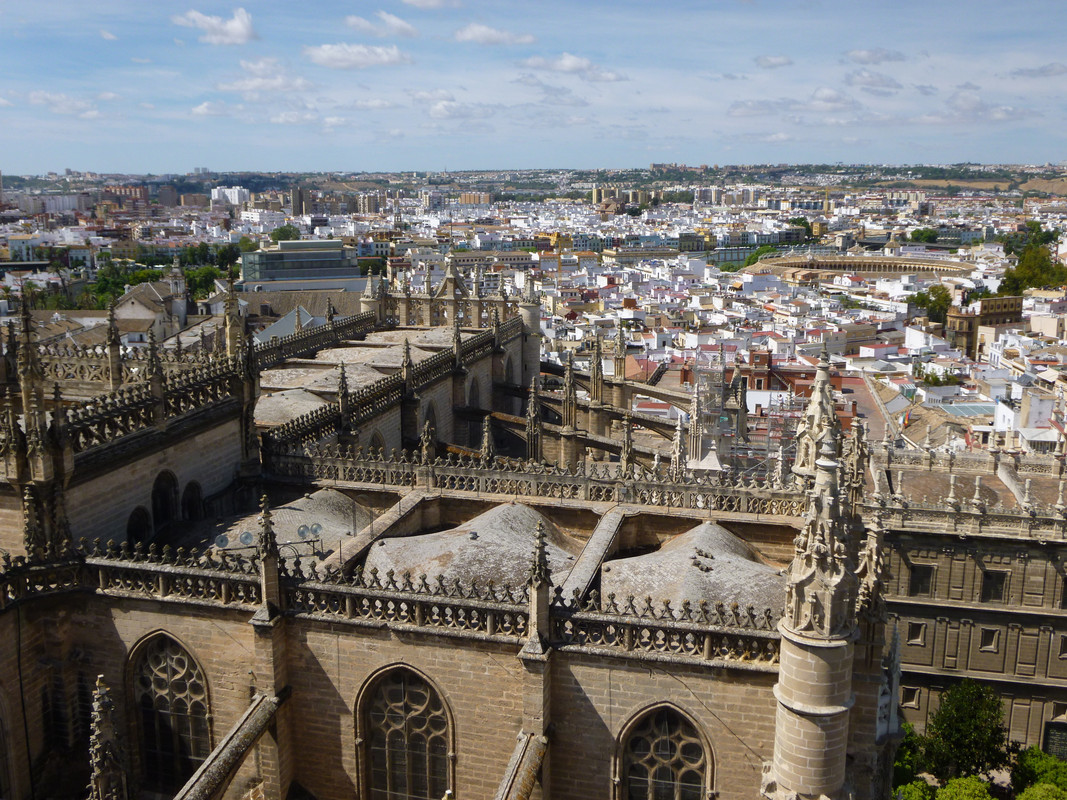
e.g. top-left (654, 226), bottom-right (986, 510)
top-left (337, 362), bottom-right (349, 400)
top-left (480, 415), bottom-right (494, 464)
top-left (420, 420), bottom-right (435, 464)
top-left (527, 521), bottom-right (550, 588)
top-left (258, 495), bottom-right (278, 560)
top-left (87, 675), bottom-right (128, 800)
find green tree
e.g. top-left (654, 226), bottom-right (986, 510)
top-left (270, 224), bottom-right (301, 242)
top-left (999, 243), bottom-right (1067, 295)
top-left (789, 217), bottom-right (813, 239)
top-left (1014, 748), bottom-right (1067, 793)
top-left (1019, 784), bottom-right (1067, 800)
top-left (924, 679), bottom-right (1011, 782)
top-left (744, 244), bottom-right (779, 267)
top-left (238, 236), bottom-right (258, 252)
top-left (911, 228), bottom-right (939, 243)
top-left (216, 244), bottom-right (241, 270)
top-left (935, 776), bottom-right (992, 800)
top-left (128, 268), bottom-right (163, 285)
top-left (910, 284), bottom-right (953, 324)
top-left (894, 722), bottom-right (928, 787)
top-left (897, 779), bottom-right (935, 800)
top-left (186, 266), bottom-right (223, 299)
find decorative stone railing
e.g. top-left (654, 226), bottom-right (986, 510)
top-left (63, 358), bottom-right (243, 454)
top-left (0, 543), bottom-right (782, 670)
top-left (0, 540), bottom-right (262, 611)
top-left (550, 591), bottom-right (781, 671)
top-left (285, 567), bottom-right (531, 643)
top-left (873, 443), bottom-right (1064, 478)
top-left (254, 311), bottom-right (378, 370)
top-left (265, 444), bottom-right (808, 516)
top-left (262, 318), bottom-right (522, 452)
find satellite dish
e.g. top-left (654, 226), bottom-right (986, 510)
top-left (214, 534), bottom-right (230, 549)
top-left (309, 523), bottom-right (322, 536)
top-left (239, 531), bottom-right (254, 546)
top-left (297, 525), bottom-right (310, 540)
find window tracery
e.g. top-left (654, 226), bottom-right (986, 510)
top-left (621, 707), bottom-right (708, 800)
top-left (364, 669), bottom-right (450, 800)
top-left (133, 635), bottom-right (210, 792)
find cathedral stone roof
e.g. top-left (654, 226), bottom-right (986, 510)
top-left (219, 489), bottom-right (372, 554)
top-left (600, 522), bottom-right (785, 612)
top-left (363, 503), bottom-right (581, 588)
top-left (255, 388), bottom-right (331, 427)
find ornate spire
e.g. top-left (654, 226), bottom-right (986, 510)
top-left (325, 296), bottom-right (336, 325)
top-left (87, 676), bottom-right (128, 800)
top-left (452, 312), bottom-right (463, 370)
top-left (792, 345), bottom-right (841, 481)
top-left (420, 420), bottom-right (436, 464)
top-left (258, 494), bottom-right (279, 561)
top-left (146, 328), bottom-right (163, 382)
top-left (589, 336), bottom-right (603, 403)
top-left (561, 350), bottom-right (577, 431)
top-left (479, 415), bottom-right (494, 464)
top-left (526, 377), bottom-right (541, 463)
top-left (294, 307), bottom-right (303, 333)
top-left (527, 521), bottom-right (550, 588)
top-left (401, 339), bottom-right (413, 387)
top-left (620, 411), bottom-right (633, 471)
top-left (670, 414), bottom-right (686, 479)
top-left (106, 302), bottom-right (120, 346)
top-left (782, 436), bottom-right (859, 639)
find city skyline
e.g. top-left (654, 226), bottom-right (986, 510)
top-left (2, 0), bottom-right (1067, 174)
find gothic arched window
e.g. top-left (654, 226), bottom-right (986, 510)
top-left (620, 707), bottom-right (709, 800)
top-left (133, 635), bottom-right (211, 793)
top-left (361, 668), bottom-right (451, 800)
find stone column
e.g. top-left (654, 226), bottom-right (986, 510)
top-left (764, 437), bottom-right (859, 800)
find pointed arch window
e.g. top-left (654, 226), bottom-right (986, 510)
top-left (362, 668), bottom-right (451, 800)
top-left (620, 707), bottom-right (709, 800)
top-left (133, 635), bottom-right (211, 793)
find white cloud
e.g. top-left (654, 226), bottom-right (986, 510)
top-left (323, 116), bottom-right (345, 130)
top-left (345, 11), bottom-right (418, 38)
top-left (96, 92), bottom-right (120, 101)
top-left (352, 98), bottom-right (398, 109)
top-left (304, 43), bottom-right (412, 69)
top-left (911, 89), bottom-right (1031, 125)
top-left (217, 58), bottom-right (312, 96)
top-left (29, 91), bottom-right (99, 119)
top-left (1010, 63), bottom-right (1067, 78)
top-left (409, 89), bottom-right (454, 103)
top-left (514, 74), bottom-right (587, 107)
top-left (99, 29), bottom-right (117, 41)
top-left (845, 69), bottom-right (902, 95)
top-left (172, 8), bottom-right (257, 46)
top-left (0, 97), bottom-right (12, 108)
top-left (139, 102), bottom-right (155, 109)
top-left (914, 84), bottom-right (938, 96)
top-left (521, 52), bottom-right (624, 82)
top-left (846, 48), bottom-right (905, 65)
top-left (131, 57), bottom-right (151, 64)
top-left (760, 132), bottom-right (793, 143)
top-left (191, 101), bottom-right (229, 116)
top-left (454, 23), bottom-right (533, 46)
top-left (754, 55), bottom-right (791, 69)
top-left (270, 110), bottom-right (317, 124)
top-left (401, 0), bottom-right (456, 7)
top-left (728, 87), bottom-right (859, 118)
top-left (429, 100), bottom-right (494, 119)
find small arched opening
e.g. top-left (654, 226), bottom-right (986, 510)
top-left (151, 472), bottom-right (179, 534)
top-left (127, 507), bottom-right (152, 545)
top-left (180, 482), bottom-right (203, 522)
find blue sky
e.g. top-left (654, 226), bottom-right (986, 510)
top-left (2, 0), bottom-right (1066, 174)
